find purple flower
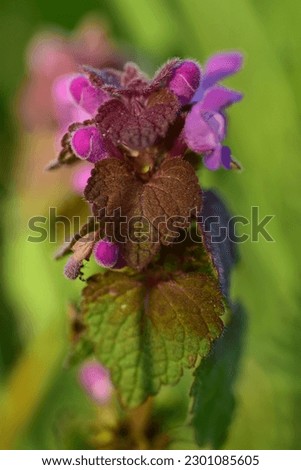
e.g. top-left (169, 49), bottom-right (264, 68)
top-left (79, 361), bottom-right (113, 405)
top-left (184, 106), bottom-right (232, 170)
top-left (185, 108), bottom-right (225, 153)
top-left (184, 52), bottom-right (243, 170)
top-left (201, 52), bottom-right (243, 90)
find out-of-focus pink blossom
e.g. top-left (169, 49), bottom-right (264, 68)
top-left (19, 16), bottom-right (122, 130)
top-left (72, 164), bottom-right (92, 194)
top-left (79, 361), bottom-right (113, 405)
top-left (52, 74), bottom-right (91, 136)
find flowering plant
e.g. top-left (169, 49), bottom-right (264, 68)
top-left (48, 51), bottom-right (244, 446)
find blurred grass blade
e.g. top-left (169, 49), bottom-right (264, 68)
top-left (0, 325), bottom-right (64, 449)
top-left (108, 0), bottom-right (180, 60)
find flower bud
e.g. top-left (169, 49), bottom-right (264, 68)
top-left (169, 60), bottom-right (201, 105)
top-left (94, 239), bottom-right (119, 268)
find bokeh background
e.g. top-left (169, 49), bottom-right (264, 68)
top-left (0, 0), bottom-right (300, 449)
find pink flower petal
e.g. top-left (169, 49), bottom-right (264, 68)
top-left (52, 74), bottom-right (90, 130)
top-left (72, 164), bottom-right (92, 194)
top-left (69, 75), bottom-right (109, 114)
top-left (79, 361), bottom-right (112, 405)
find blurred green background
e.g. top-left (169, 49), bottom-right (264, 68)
top-left (0, 0), bottom-right (300, 449)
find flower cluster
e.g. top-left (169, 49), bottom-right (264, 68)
top-left (55, 52), bottom-right (242, 168)
top-left (52, 52), bottom-right (243, 276)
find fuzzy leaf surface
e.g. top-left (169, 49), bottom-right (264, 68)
top-left (84, 158), bottom-right (201, 270)
top-left (95, 89), bottom-right (179, 149)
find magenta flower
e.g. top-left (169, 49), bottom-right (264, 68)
top-left (70, 125), bottom-right (109, 163)
top-left (79, 361), bottom-right (113, 405)
top-left (94, 239), bottom-right (120, 268)
top-left (70, 75), bottom-right (109, 113)
top-left (52, 74), bottom-right (91, 137)
top-left (53, 75), bottom-right (110, 139)
top-left (63, 234), bottom-right (125, 279)
top-left (169, 60), bottom-right (201, 105)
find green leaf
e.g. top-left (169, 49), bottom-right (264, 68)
top-left (73, 270), bottom-right (225, 407)
top-left (191, 303), bottom-right (246, 449)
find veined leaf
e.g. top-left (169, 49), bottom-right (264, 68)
top-left (73, 269), bottom-right (225, 408)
